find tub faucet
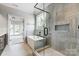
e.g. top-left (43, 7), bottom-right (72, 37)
top-left (39, 32), bottom-right (41, 36)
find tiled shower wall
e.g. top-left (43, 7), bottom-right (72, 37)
top-left (46, 3), bottom-right (79, 55)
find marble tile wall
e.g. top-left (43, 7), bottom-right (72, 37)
top-left (46, 3), bottom-right (79, 56)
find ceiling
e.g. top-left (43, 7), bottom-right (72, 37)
top-left (1, 3), bottom-right (50, 14)
top-left (1, 3), bottom-right (35, 14)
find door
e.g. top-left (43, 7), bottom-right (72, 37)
top-left (8, 15), bottom-right (24, 45)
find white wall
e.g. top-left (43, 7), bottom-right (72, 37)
top-left (0, 14), bottom-right (7, 36)
top-left (24, 14), bottom-right (34, 37)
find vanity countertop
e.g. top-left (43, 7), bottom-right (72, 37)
top-left (0, 31), bottom-right (6, 36)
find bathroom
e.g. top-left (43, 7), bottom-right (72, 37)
top-left (0, 3), bottom-right (79, 56)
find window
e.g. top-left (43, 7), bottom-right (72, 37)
top-left (36, 12), bottom-right (47, 30)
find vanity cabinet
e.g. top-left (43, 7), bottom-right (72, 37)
top-left (0, 35), bottom-right (5, 50)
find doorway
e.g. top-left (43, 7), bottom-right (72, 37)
top-left (8, 15), bottom-right (24, 45)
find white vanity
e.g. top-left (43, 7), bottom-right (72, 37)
top-left (27, 36), bottom-right (46, 49)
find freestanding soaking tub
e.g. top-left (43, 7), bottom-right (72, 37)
top-left (27, 36), bottom-right (46, 50)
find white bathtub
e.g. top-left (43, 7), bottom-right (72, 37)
top-left (27, 36), bottom-right (46, 50)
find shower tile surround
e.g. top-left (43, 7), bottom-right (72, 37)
top-left (43, 3), bottom-right (79, 56)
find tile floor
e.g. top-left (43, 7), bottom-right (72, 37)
top-left (1, 42), bottom-right (33, 56)
top-left (9, 35), bottom-right (24, 45)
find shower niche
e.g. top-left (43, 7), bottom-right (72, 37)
top-left (55, 24), bottom-right (70, 32)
